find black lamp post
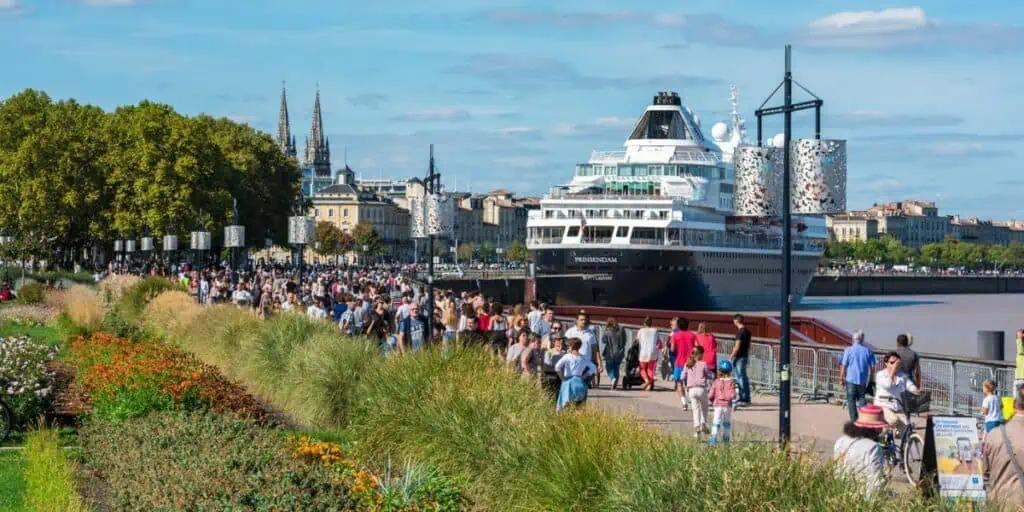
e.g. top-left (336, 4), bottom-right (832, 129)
top-left (141, 226), bottom-right (154, 273)
top-left (754, 44), bottom-right (823, 447)
top-left (163, 234), bottom-right (179, 272)
top-left (113, 239), bottom-right (124, 268)
top-left (225, 198), bottom-right (245, 288)
top-left (125, 237), bottom-right (136, 270)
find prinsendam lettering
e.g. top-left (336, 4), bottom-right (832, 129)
top-left (573, 256), bottom-right (618, 264)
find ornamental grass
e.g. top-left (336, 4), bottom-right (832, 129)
top-left (64, 285), bottom-right (104, 331)
top-left (23, 427), bottom-right (89, 512)
top-left (97, 275), bottom-right (140, 304)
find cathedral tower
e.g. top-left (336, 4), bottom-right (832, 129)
top-left (276, 81), bottom-right (297, 159)
top-left (304, 88), bottom-right (331, 178)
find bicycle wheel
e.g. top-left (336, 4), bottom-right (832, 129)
top-left (902, 433), bottom-right (925, 486)
top-left (0, 399), bottom-right (11, 445)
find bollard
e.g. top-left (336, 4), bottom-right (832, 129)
top-left (977, 330), bottom-right (1006, 361)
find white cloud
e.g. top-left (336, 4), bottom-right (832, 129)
top-left (807, 7), bottom-right (931, 36)
top-left (831, 109), bottom-right (963, 128)
top-left (226, 115), bottom-right (255, 125)
top-left (391, 108), bottom-right (472, 122)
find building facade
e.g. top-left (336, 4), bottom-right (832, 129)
top-left (827, 199), bottom-right (1024, 248)
top-left (310, 184), bottom-right (412, 261)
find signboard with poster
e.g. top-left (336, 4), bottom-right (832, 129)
top-left (922, 416), bottom-right (986, 502)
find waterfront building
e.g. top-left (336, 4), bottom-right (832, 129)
top-left (827, 200), bottom-right (1024, 248)
top-left (826, 214), bottom-right (878, 242)
top-left (310, 183), bottom-right (412, 261)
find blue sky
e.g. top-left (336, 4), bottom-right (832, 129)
top-left (2, 0), bottom-right (1023, 220)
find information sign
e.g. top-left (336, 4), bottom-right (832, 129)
top-left (922, 416), bottom-right (986, 502)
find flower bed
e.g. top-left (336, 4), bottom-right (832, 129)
top-left (68, 332), bottom-right (269, 423)
top-left (0, 336), bottom-right (57, 428)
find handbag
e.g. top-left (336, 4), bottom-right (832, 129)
top-left (997, 424), bottom-right (1024, 493)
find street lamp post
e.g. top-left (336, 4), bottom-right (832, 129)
top-left (113, 239), bottom-right (124, 269)
top-left (163, 235), bottom-right (178, 272)
top-left (225, 198), bottom-right (245, 288)
top-left (288, 216), bottom-right (314, 280)
top-left (754, 44), bottom-right (824, 447)
top-left (140, 227), bottom-right (154, 274)
top-left (125, 238), bottom-right (136, 270)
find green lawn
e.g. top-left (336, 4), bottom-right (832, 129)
top-left (0, 321), bottom-right (66, 347)
top-left (0, 451), bottom-right (26, 511)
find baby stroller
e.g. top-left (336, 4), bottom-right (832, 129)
top-left (621, 343), bottom-right (644, 391)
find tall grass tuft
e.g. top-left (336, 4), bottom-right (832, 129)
top-left (116, 276), bottom-right (186, 323)
top-left (64, 285), bottom-right (104, 331)
top-left (143, 290), bottom-right (202, 336)
top-left (23, 427), bottom-right (89, 512)
top-left (98, 274), bottom-right (141, 304)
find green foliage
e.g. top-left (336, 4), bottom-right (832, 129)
top-left (505, 240), bottom-right (529, 262)
top-left (316, 221), bottom-right (353, 257)
top-left (479, 241), bottom-right (495, 261)
top-left (16, 283), bottom-right (45, 305)
top-left (352, 222), bottom-right (386, 258)
top-left (80, 412), bottom-right (354, 511)
top-left (0, 89), bottom-right (301, 264)
top-left (828, 235), bottom-right (1024, 269)
top-left (0, 336), bottom-right (58, 430)
top-left (456, 244), bottom-right (475, 262)
top-left (23, 428), bottom-right (88, 512)
top-left (0, 451), bottom-right (25, 511)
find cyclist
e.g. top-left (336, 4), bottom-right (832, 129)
top-left (873, 351), bottom-right (921, 430)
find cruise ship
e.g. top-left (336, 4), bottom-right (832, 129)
top-left (526, 89), bottom-right (831, 311)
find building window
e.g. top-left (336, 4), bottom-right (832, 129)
top-left (328, 208), bottom-right (333, 217)
top-left (344, 209), bottom-right (349, 218)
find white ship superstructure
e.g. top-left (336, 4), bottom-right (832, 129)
top-left (527, 89), bottom-right (837, 311)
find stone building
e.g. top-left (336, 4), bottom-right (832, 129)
top-left (827, 199), bottom-right (1024, 248)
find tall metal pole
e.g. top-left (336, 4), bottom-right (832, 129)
top-left (426, 144), bottom-right (436, 342)
top-left (779, 44), bottom-right (793, 445)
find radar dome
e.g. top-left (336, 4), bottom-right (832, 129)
top-left (770, 133), bottom-right (786, 147)
top-left (711, 122), bottom-right (729, 142)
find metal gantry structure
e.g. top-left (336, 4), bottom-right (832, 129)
top-left (754, 44), bottom-right (823, 446)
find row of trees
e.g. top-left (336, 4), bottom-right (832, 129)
top-left (0, 89), bottom-right (301, 267)
top-left (826, 236), bottom-right (1024, 268)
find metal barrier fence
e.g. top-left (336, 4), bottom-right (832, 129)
top-left (575, 319), bottom-right (1016, 417)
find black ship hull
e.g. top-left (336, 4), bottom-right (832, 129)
top-left (531, 246), bottom-right (821, 311)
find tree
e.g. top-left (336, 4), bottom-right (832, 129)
top-left (457, 243), bottom-right (475, 262)
top-left (351, 222), bottom-right (385, 259)
top-left (506, 240), bottom-right (529, 262)
top-left (480, 241), bottom-right (495, 261)
top-left (315, 221), bottom-right (352, 258)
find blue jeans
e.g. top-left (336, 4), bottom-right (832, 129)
top-left (734, 357), bottom-right (750, 403)
top-left (605, 359), bottom-right (622, 382)
top-left (845, 382), bottom-right (867, 422)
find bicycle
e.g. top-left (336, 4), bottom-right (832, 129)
top-left (879, 392), bottom-right (928, 486)
top-left (0, 379), bottom-right (13, 444)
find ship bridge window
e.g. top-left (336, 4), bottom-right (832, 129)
top-left (566, 226), bottom-right (580, 237)
top-left (615, 226), bottom-right (629, 237)
top-left (630, 109), bottom-right (690, 140)
top-left (583, 226), bottom-right (613, 242)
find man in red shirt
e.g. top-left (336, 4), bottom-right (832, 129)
top-left (670, 318), bottom-right (696, 410)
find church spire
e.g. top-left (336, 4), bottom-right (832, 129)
top-left (304, 85), bottom-right (331, 177)
top-left (276, 81), bottom-right (297, 159)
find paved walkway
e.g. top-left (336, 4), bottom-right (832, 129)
top-left (589, 377), bottom-right (849, 457)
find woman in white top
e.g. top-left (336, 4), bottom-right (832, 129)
top-left (634, 317), bottom-right (661, 391)
top-left (873, 351), bottom-right (920, 428)
top-left (554, 337), bottom-right (597, 411)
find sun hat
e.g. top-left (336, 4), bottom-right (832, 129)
top-left (853, 405), bottom-right (887, 429)
top-left (717, 360), bottom-right (733, 373)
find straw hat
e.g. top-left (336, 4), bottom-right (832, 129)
top-left (854, 405), bottom-right (887, 429)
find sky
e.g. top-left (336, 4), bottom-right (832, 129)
top-left (1, 0), bottom-right (1022, 220)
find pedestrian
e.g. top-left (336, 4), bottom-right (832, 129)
top-left (601, 317), bottom-right (628, 390)
top-left (397, 301), bottom-right (428, 354)
top-left (671, 318), bottom-right (696, 411)
top-left (520, 333), bottom-right (543, 378)
top-left (895, 333), bottom-right (921, 388)
top-left (507, 330), bottom-right (529, 373)
top-left (708, 360), bottom-right (737, 445)
top-left (981, 379), bottom-right (1004, 435)
top-left (695, 322), bottom-right (717, 369)
top-left (730, 314), bottom-right (752, 406)
top-left (1016, 330), bottom-right (1024, 391)
top-left (489, 303), bottom-right (509, 355)
top-left (833, 405), bottom-right (886, 497)
top-left (635, 317), bottom-right (660, 391)
top-left (565, 311), bottom-right (600, 386)
top-left (685, 345), bottom-right (712, 437)
top-left (840, 330), bottom-right (877, 423)
top-left (554, 338), bottom-right (597, 412)
top-left (984, 387), bottom-right (1024, 507)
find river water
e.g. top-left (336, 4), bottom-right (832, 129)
top-left (787, 294), bottom-right (1024, 360)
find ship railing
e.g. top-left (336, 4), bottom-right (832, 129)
top-left (546, 192), bottom-right (670, 201)
top-left (590, 150), bottom-right (626, 162)
top-left (565, 318), bottom-right (1015, 419)
top-left (528, 237), bottom-right (563, 245)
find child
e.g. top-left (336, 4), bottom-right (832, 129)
top-left (980, 379), bottom-right (1003, 434)
top-left (707, 360), bottom-right (738, 445)
top-left (684, 345), bottom-right (712, 437)
top-left (554, 338), bottom-right (597, 412)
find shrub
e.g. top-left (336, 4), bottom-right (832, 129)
top-left (64, 286), bottom-right (104, 331)
top-left (97, 275), bottom-right (140, 304)
top-left (0, 336), bottom-right (58, 429)
top-left (23, 427), bottom-right (88, 512)
top-left (116, 276), bottom-right (185, 322)
top-left (17, 283), bottom-right (46, 305)
top-left (68, 332), bottom-right (270, 424)
top-left (80, 412), bottom-right (354, 511)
